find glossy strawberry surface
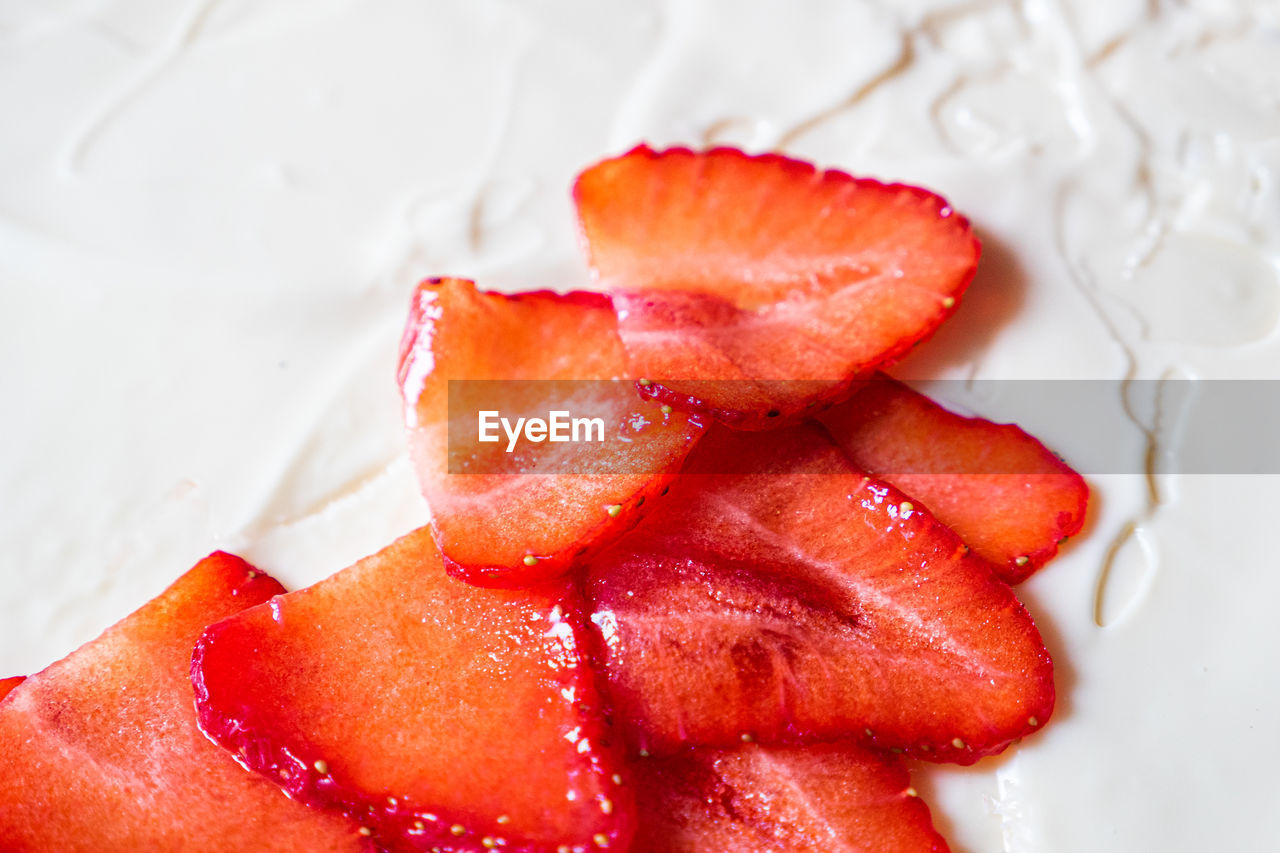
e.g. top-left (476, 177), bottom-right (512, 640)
top-left (0, 552), bottom-right (366, 852)
top-left (632, 743), bottom-right (949, 852)
top-left (575, 146), bottom-right (980, 427)
top-left (399, 277), bottom-right (703, 586)
top-left (585, 424), bottom-right (1054, 764)
top-left (193, 526), bottom-right (634, 852)
top-left (0, 675), bottom-right (23, 702)
top-left (820, 375), bottom-right (1088, 582)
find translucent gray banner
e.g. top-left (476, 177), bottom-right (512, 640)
top-left (444, 379), bottom-right (1280, 475)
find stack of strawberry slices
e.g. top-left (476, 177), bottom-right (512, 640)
top-left (0, 146), bottom-right (1087, 852)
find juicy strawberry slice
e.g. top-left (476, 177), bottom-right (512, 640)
top-left (819, 375), bottom-right (1089, 583)
top-left (632, 744), bottom-right (949, 852)
top-left (399, 277), bottom-right (703, 587)
top-left (574, 146), bottom-right (980, 428)
top-left (192, 526), bottom-right (634, 853)
top-left (585, 424), bottom-right (1053, 764)
top-left (0, 675), bottom-right (23, 702)
top-left (0, 552), bottom-right (366, 852)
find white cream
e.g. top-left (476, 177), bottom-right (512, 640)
top-left (2, 1), bottom-right (1278, 851)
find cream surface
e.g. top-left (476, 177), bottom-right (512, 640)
top-left (3, 1), bottom-right (1278, 851)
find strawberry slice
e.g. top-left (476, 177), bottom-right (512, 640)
top-left (585, 424), bottom-right (1053, 764)
top-left (192, 526), bottom-right (634, 853)
top-left (574, 146), bottom-right (980, 428)
top-left (399, 277), bottom-right (703, 587)
top-left (632, 744), bottom-right (949, 852)
top-left (819, 375), bottom-right (1089, 583)
top-left (0, 552), bottom-right (366, 852)
top-left (0, 675), bottom-right (23, 702)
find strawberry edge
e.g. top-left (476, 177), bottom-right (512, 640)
top-left (814, 382), bottom-right (1091, 583)
top-left (631, 743), bottom-right (954, 852)
top-left (397, 277), bottom-right (614, 394)
top-left (399, 278), bottom-right (707, 587)
top-left (436, 469), bottom-right (686, 589)
top-left (1003, 472), bottom-right (1091, 582)
top-left (572, 143), bottom-right (983, 428)
top-left (585, 443), bottom-right (1057, 766)
top-left (610, 619), bottom-right (1057, 767)
top-left (190, 596), bottom-right (638, 853)
top-left (0, 675), bottom-right (25, 704)
top-left (574, 142), bottom-right (982, 223)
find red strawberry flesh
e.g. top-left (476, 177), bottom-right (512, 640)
top-left (819, 375), bottom-right (1089, 583)
top-left (632, 743), bottom-right (949, 852)
top-left (0, 552), bottom-right (365, 852)
top-left (192, 526), bottom-right (634, 852)
top-left (398, 277), bottom-right (703, 586)
top-left (574, 146), bottom-right (980, 427)
top-left (0, 675), bottom-right (23, 702)
top-left (585, 423), bottom-right (1054, 764)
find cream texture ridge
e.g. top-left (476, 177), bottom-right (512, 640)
top-left (3, 1), bottom-right (1279, 851)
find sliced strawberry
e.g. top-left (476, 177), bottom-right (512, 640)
top-left (192, 526), bottom-right (634, 853)
top-left (819, 375), bottom-right (1089, 583)
top-left (0, 675), bottom-right (23, 702)
top-left (399, 277), bottom-right (703, 587)
top-left (585, 424), bottom-right (1053, 764)
top-left (0, 552), bottom-right (366, 852)
top-left (632, 743), bottom-right (949, 852)
top-left (574, 146), bottom-right (980, 428)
